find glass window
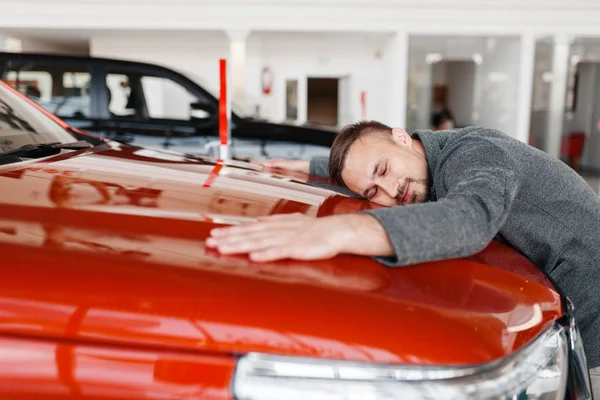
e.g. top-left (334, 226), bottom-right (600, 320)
top-left (106, 73), bottom-right (134, 117)
top-left (106, 73), bottom-right (212, 121)
top-left (407, 35), bottom-right (521, 135)
top-left (0, 83), bottom-right (77, 154)
top-left (6, 64), bottom-right (91, 120)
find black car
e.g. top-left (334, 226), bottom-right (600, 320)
top-left (0, 52), bottom-right (335, 161)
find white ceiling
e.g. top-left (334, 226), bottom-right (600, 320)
top-left (2, 0), bottom-right (600, 37)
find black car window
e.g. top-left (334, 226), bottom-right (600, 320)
top-left (5, 62), bottom-right (91, 120)
top-left (106, 72), bottom-right (214, 122)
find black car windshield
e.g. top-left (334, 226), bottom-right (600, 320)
top-left (0, 82), bottom-right (76, 155)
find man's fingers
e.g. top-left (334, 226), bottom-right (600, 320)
top-left (214, 235), bottom-right (288, 255)
top-left (210, 222), bottom-right (271, 237)
top-left (252, 159), bottom-right (309, 174)
top-left (207, 229), bottom-right (283, 247)
top-left (250, 247), bottom-right (289, 263)
top-left (256, 159), bottom-right (284, 168)
top-left (205, 213), bottom-right (343, 263)
top-left (256, 213), bottom-right (307, 222)
top-left (210, 216), bottom-right (305, 237)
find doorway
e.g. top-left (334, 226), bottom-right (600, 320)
top-left (307, 78), bottom-right (339, 126)
top-left (431, 61), bottom-right (476, 130)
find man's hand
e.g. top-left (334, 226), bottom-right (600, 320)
top-left (206, 212), bottom-right (395, 262)
top-left (254, 159), bottom-right (310, 174)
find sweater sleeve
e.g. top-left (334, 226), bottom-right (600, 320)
top-left (363, 141), bottom-right (520, 266)
top-left (309, 156), bottom-right (330, 178)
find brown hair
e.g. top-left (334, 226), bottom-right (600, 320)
top-left (328, 120), bottom-right (393, 187)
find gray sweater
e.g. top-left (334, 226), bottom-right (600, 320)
top-left (310, 126), bottom-right (600, 368)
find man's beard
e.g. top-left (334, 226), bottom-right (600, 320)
top-left (395, 179), bottom-right (430, 205)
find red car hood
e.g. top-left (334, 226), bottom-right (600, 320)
top-left (0, 143), bottom-right (562, 366)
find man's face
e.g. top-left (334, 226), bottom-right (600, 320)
top-left (341, 128), bottom-right (430, 207)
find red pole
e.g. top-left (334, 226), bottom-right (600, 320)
top-left (219, 59), bottom-right (229, 158)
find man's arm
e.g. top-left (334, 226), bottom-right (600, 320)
top-left (259, 156), bottom-right (357, 197)
top-left (256, 157), bottom-right (329, 178)
top-left (309, 156), bottom-right (330, 178)
top-left (364, 142), bottom-right (520, 266)
top-left (207, 212), bottom-right (394, 262)
top-left (208, 140), bottom-right (519, 264)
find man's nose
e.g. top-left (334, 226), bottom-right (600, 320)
top-left (376, 176), bottom-right (397, 199)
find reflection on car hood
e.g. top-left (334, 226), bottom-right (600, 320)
top-left (0, 143), bottom-right (562, 366)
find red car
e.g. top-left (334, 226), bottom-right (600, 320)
top-left (0, 80), bottom-right (593, 399)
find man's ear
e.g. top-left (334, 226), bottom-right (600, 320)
top-left (391, 128), bottom-right (411, 147)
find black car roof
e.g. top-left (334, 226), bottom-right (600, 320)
top-left (0, 51), bottom-right (224, 111)
top-left (0, 52), bottom-right (174, 73)
top-left (0, 52), bottom-right (338, 144)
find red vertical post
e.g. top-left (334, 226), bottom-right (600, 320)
top-left (219, 59), bottom-right (229, 159)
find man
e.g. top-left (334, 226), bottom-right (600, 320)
top-left (206, 121), bottom-right (600, 391)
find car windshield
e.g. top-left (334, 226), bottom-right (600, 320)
top-left (0, 82), bottom-right (76, 155)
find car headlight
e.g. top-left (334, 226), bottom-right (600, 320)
top-left (233, 323), bottom-right (568, 400)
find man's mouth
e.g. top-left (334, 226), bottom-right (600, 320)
top-left (401, 182), bottom-right (411, 204)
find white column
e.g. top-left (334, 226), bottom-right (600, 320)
top-left (545, 35), bottom-right (573, 158)
top-left (0, 33), bottom-right (7, 51)
top-left (227, 30), bottom-right (250, 109)
top-left (385, 30), bottom-right (409, 127)
top-left (244, 34), bottom-right (263, 118)
top-left (298, 76), bottom-right (308, 124)
top-left (515, 33), bottom-right (536, 144)
top-left (416, 59), bottom-right (433, 129)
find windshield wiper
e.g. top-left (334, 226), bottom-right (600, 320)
top-left (0, 140), bottom-right (93, 159)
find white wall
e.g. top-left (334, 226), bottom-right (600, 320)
top-left (245, 34), bottom-right (264, 117)
top-left (257, 32), bottom-right (388, 126)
